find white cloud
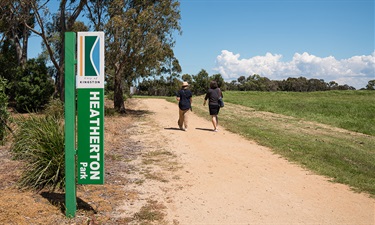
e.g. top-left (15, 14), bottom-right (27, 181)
top-left (214, 50), bottom-right (375, 89)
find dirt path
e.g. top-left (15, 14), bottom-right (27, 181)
top-left (134, 98), bottom-right (374, 225)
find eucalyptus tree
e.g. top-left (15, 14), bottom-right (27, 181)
top-left (366, 80), bottom-right (375, 90)
top-left (181, 74), bottom-right (193, 85)
top-left (192, 69), bottom-right (209, 95)
top-left (26, 0), bottom-right (87, 100)
top-left (104, 0), bottom-right (181, 112)
top-left (0, 0), bottom-right (34, 68)
top-left (1, 0), bottom-right (89, 100)
top-left (210, 73), bottom-right (225, 90)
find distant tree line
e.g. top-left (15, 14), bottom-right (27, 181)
top-left (136, 69), bottom-right (375, 96)
top-left (225, 74), bottom-right (357, 92)
top-left (137, 69), bottom-right (225, 96)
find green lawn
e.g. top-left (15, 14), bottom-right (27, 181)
top-left (223, 90), bottom-right (375, 136)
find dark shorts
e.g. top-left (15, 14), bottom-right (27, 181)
top-left (209, 104), bottom-right (220, 115)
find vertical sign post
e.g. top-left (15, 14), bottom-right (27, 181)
top-left (64, 32), bottom-right (77, 217)
top-left (77, 32), bottom-right (105, 184)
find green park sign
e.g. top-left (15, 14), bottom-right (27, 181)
top-left (77, 32), bottom-right (105, 184)
top-left (64, 31), bottom-right (105, 217)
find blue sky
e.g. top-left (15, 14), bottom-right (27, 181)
top-left (173, 0), bottom-right (375, 89)
top-left (28, 0), bottom-right (374, 89)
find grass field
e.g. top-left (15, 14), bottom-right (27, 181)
top-left (223, 91), bottom-right (375, 136)
top-left (163, 90), bottom-right (375, 196)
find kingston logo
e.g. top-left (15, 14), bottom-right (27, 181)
top-left (79, 35), bottom-right (101, 77)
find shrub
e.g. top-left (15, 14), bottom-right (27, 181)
top-left (14, 58), bottom-right (54, 113)
top-left (106, 91), bottom-right (114, 100)
top-left (0, 78), bottom-right (10, 144)
top-left (11, 115), bottom-right (65, 191)
top-left (44, 98), bottom-right (64, 119)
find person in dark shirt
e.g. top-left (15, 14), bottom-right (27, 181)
top-left (176, 81), bottom-right (193, 131)
top-left (203, 81), bottom-right (223, 132)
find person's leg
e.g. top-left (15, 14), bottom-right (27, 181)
top-left (183, 109), bottom-right (189, 130)
top-left (216, 108), bottom-right (220, 128)
top-left (211, 115), bottom-right (217, 131)
top-left (178, 109), bottom-right (184, 129)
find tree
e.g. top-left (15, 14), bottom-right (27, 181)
top-left (366, 80), bottom-right (375, 90)
top-left (307, 78), bottom-right (328, 91)
top-left (0, 0), bottom-right (34, 69)
top-left (283, 77), bottom-right (308, 92)
top-left (226, 80), bottom-right (239, 91)
top-left (181, 74), bottom-right (193, 85)
top-left (23, 0), bottom-right (87, 100)
top-left (85, 0), bottom-right (109, 31)
top-left (211, 73), bottom-right (225, 90)
top-left (237, 76), bottom-right (246, 84)
top-left (0, 38), bottom-right (18, 101)
top-left (104, 0), bottom-right (181, 112)
top-left (192, 69), bottom-right (209, 95)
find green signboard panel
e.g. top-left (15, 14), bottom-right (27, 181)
top-left (77, 32), bottom-right (105, 184)
top-left (77, 88), bottom-right (104, 184)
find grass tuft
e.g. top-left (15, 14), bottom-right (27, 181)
top-left (11, 115), bottom-right (65, 191)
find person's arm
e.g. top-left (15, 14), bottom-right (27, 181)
top-left (203, 92), bottom-right (208, 106)
top-left (203, 95), bottom-right (209, 106)
top-left (176, 90), bottom-right (180, 102)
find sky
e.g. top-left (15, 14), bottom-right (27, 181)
top-left (27, 0), bottom-right (375, 89)
top-left (173, 0), bottom-right (375, 89)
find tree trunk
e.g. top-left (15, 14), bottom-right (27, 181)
top-left (114, 70), bottom-right (125, 113)
top-left (58, 0), bottom-right (67, 102)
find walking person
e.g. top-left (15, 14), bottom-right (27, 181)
top-left (176, 81), bottom-right (192, 131)
top-left (203, 81), bottom-right (223, 132)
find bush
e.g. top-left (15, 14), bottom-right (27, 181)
top-left (0, 78), bottom-right (10, 144)
top-left (106, 91), bottom-right (114, 100)
top-left (14, 58), bottom-right (54, 113)
top-left (11, 115), bottom-right (65, 191)
top-left (44, 98), bottom-right (64, 119)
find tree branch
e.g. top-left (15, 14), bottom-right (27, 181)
top-left (27, 1), bottom-right (59, 70)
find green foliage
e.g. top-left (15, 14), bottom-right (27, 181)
top-left (43, 98), bottom-right (64, 119)
top-left (192, 69), bottom-right (209, 95)
top-left (0, 77), bottom-right (10, 144)
top-left (106, 91), bottom-right (115, 100)
top-left (366, 80), bottom-right (375, 90)
top-left (0, 39), bottom-right (18, 101)
top-left (105, 0), bottom-right (182, 111)
top-left (226, 75), bottom-right (356, 91)
top-left (11, 115), bottom-right (65, 191)
top-left (138, 77), bottom-right (180, 96)
top-left (14, 58), bottom-right (54, 112)
top-left (137, 71), bottom-right (226, 96)
top-left (211, 73), bottom-right (226, 90)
